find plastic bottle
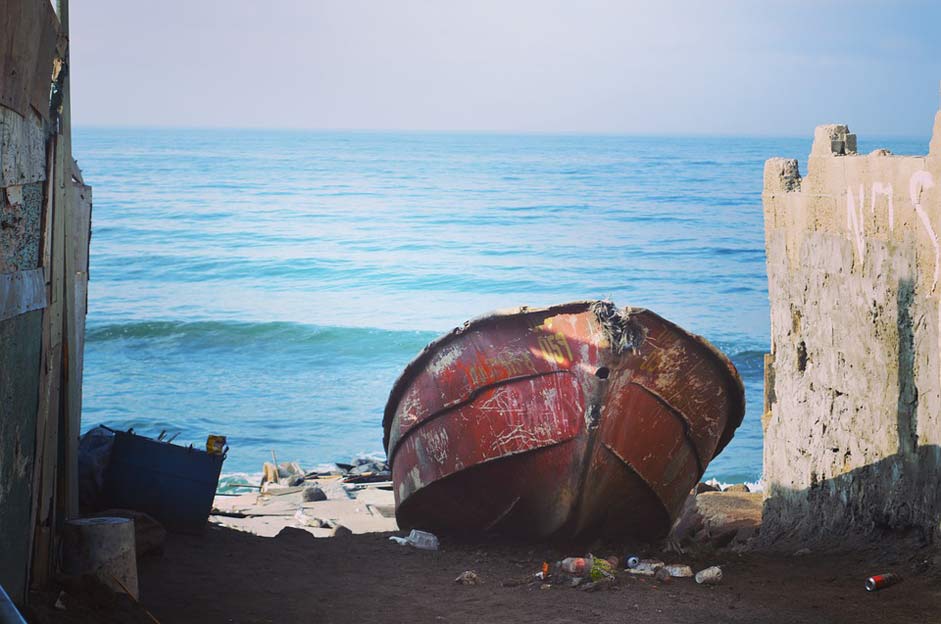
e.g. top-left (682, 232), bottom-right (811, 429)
top-left (405, 529), bottom-right (439, 550)
top-left (559, 556), bottom-right (591, 576)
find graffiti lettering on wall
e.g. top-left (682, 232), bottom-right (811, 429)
top-left (846, 170), bottom-right (938, 288)
top-left (845, 169), bottom-right (941, 393)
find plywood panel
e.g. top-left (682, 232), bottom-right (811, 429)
top-left (0, 310), bottom-right (42, 602)
top-left (0, 0), bottom-right (58, 119)
top-left (0, 107), bottom-right (46, 186)
top-left (0, 268), bottom-right (46, 321)
top-left (29, 1), bottom-right (58, 120)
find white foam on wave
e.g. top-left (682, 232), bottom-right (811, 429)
top-left (705, 477), bottom-right (764, 493)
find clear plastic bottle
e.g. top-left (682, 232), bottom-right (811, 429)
top-left (559, 557), bottom-right (591, 576)
top-left (406, 529), bottom-right (439, 550)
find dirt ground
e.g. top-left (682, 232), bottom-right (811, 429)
top-left (27, 525), bottom-right (941, 624)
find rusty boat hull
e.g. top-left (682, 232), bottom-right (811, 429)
top-left (382, 301), bottom-right (745, 540)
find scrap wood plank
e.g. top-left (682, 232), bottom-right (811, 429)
top-left (0, 0), bottom-right (58, 119)
top-left (29, 0), bottom-right (58, 121)
top-left (52, 0), bottom-right (78, 522)
top-left (61, 175), bottom-right (89, 519)
top-left (0, 106), bottom-right (46, 186)
top-left (0, 0), bottom-right (40, 116)
top-left (28, 134), bottom-right (62, 589)
top-left (25, 0), bottom-right (67, 589)
top-left (0, 267), bottom-right (46, 321)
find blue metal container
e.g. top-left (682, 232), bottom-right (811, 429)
top-left (103, 430), bottom-right (224, 533)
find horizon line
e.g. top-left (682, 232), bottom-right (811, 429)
top-left (70, 123), bottom-right (931, 143)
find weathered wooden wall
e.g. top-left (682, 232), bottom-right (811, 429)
top-left (0, 0), bottom-right (90, 604)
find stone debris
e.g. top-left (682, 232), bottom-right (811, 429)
top-left (454, 570), bottom-right (480, 585)
top-left (668, 489), bottom-right (762, 553)
top-left (302, 485), bottom-right (327, 502)
top-left (211, 456), bottom-right (396, 538)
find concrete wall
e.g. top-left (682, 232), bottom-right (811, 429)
top-left (761, 114), bottom-right (941, 545)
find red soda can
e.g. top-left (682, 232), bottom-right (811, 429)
top-left (865, 573), bottom-right (901, 592)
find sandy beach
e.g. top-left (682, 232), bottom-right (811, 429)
top-left (27, 525), bottom-right (941, 624)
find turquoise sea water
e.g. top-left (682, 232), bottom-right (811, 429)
top-left (73, 128), bottom-right (927, 483)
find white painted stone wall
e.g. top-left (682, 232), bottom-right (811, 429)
top-left (762, 113), bottom-right (941, 545)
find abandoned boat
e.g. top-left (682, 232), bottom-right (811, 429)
top-left (383, 301), bottom-right (745, 540)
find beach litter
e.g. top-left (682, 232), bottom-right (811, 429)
top-left (626, 559), bottom-right (665, 576)
top-left (695, 566), bottom-right (723, 585)
top-left (559, 557), bottom-right (590, 576)
top-left (534, 561), bottom-right (550, 580)
top-left (389, 529), bottom-right (439, 550)
top-left (865, 573), bottom-right (901, 592)
top-left (663, 564), bottom-right (694, 577)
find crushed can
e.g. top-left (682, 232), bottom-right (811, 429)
top-left (695, 566), bottom-right (723, 585)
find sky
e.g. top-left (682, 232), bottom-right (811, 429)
top-left (69, 0), bottom-right (941, 137)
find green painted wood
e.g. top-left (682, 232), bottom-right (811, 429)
top-left (0, 310), bottom-right (42, 602)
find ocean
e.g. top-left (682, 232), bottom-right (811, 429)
top-left (72, 128), bottom-right (927, 485)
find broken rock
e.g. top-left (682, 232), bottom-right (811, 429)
top-left (454, 571), bottom-right (480, 585)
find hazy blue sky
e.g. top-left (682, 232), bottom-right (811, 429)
top-left (70, 1), bottom-right (941, 136)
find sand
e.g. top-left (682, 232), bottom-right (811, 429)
top-left (27, 524), bottom-right (941, 624)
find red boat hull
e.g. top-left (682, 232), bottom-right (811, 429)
top-left (383, 301), bottom-right (745, 540)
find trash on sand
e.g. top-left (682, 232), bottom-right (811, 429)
top-left (54, 591), bottom-right (67, 611)
top-left (535, 561), bottom-right (550, 580)
top-left (454, 571), bottom-right (480, 585)
top-left (794, 548), bottom-right (812, 557)
top-left (605, 555), bottom-right (620, 568)
top-left (589, 557), bottom-right (615, 581)
top-left (627, 560), bottom-right (664, 576)
top-left (625, 555), bottom-right (640, 569)
top-left (663, 564), bottom-right (694, 578)
top-left (389, 529), bottom-right (439, 550)
top-left (865, 573), bottom-right (901, 592)
top-left (559, 557), bottom-right (590, 576)
top-left (655, 567), bottom-right (672, 583)
top-left (695, 566), bottom-right (723, 585)
top-left (293, 508), bottom-right (328, 528)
